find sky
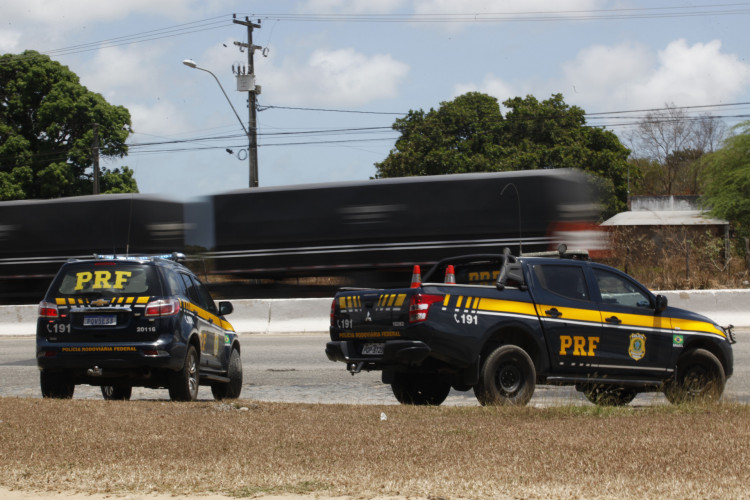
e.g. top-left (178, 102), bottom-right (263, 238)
top-left (2, 0), bottom-right (750, 200)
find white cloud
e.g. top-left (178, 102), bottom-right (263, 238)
top-left (257, 48), bottom-right (409, 106)
top-left (0, 30), bottom-right (22, 52)
top-left (562, 39), bottom-right (750, 111)
top-left (414, 0), bottom-right (600, 15)
top-left (128, 101), bottom-right (193, 137)
top-left (79, 46), bottom-right (173, 103)
top-left (453, 74), bottom-right (516, 103)
top-left (299, 0), bottom-right (406, 14)
top-left (2, 0), bottom-right (202, 25)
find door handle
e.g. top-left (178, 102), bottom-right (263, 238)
top-left (605, 315), bottom-right (622, 325)
top-left (545, 308), bottom-right (562, 318)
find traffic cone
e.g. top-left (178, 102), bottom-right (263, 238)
top-left (410, 265), bottom-right (421, 288)
top-left (444, 265), bottom-right (456, 284)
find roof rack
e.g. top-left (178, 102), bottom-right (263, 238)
top-left (520, 244), bottom-right (589, 260)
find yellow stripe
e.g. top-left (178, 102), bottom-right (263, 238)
top-left (456, 296), bottom-right (464, 308)
top-left (480, 298), bottom-right (538, 317)
top-left (395, 294), bottom-right (406, 307)
top-left (387, 294), bottom-right (396, 307)
top-left (671, 317), bottom-right (726, 337)
top-left (605, 312), bottom-right (672, 330)
top-left (56, 298), bottom-right (66, 305)
top-left (535, 303), bottom-right (601, 323)
top-left (443, 294), bottom-right (451, 307)
top-left (136, 296), bottom-right (149, 304)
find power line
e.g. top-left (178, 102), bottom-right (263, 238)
top-left (245, 3), bottom-right (750, 23)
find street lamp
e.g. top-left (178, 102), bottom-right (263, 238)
top-left (182, 59), bottom-right (256, 187)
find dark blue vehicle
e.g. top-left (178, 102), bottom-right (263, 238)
top-left (328, 251), bottom-right (735, 406)
top-left (36, 253), bottom-right (241, 401)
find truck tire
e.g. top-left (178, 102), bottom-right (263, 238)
top-left (101, 385), bottom-right (132, 400)
top-left (475, 345), bottom-right (535, 406)
top-left (391, 372), bottom-right (451, 406)
top-left (664, 348), bottom-right (725, 404)
top-left (581, 385), bottom-right (637, 406)
top-left (211, 348), bottom-right (243, 400)
top-left (40, 371), bottom-right (74, 399)
top-left (168, 345), bottom-right (200, 402)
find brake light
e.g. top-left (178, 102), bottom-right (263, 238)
top-left (408, 294), bottom-right (444, 323)
top-left (144, 298), bottom-right (181, 317)
top-left (330, 298), bottom-right (336, 326)
top-left (38, 301), bottom-right (58, 318)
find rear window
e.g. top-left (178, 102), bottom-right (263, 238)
top-left (51, 263), bottom-right (160, 296)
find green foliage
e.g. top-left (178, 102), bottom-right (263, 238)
top-left (701, 121), bottom-right (750, 243)
top-left (375, 92), bottom-right (630, 218)
top-left (0, 50), bottom-right (137, 200)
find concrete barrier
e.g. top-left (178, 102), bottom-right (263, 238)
top-left (2, 291), bottom-right (748, 336)
top-left (0, 298), bottom-right (333, 336)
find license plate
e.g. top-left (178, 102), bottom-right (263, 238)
top-left (361, 343), bottom-right (385, 355)
top-left (83, 315), bottom-right (117, 326)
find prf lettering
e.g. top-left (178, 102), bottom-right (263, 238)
top-left (75, 271), bottom-right (132, 290)
top-left (559, 335), bottom-right (599, 356)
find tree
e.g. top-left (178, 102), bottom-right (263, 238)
top-left (701, 121), bottom-right (750, 246)
top-left (375, 92), bottom-right (631, 217)
top-left (627, 103), bottom-right (726, 195)
top-left (0, 50), bottom-right (137, 200)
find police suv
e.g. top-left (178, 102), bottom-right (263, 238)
top-left (36, 253), bottom-right (241, 401)
top-left (327, 251), bottom-right (735, 406)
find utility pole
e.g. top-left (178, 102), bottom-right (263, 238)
top-left (92, 123), bottom-right (100, 194)
top-left (233, 15), bottom-right (262, 188)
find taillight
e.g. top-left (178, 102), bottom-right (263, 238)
top-left (330, 298), bottom-right (336, 326)
top-left (39, 301), bottom-right (58, 318)
top-left (408, 294), bottom-right (444, 323)
top-left (144, 298), bottom-right (181, 317)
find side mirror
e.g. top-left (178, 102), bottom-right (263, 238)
top-left (655, 295), bottom-right (668, 313)
top-left (218, 301), bottom-right (234, 316)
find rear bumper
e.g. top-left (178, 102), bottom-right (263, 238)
top-left (325, 340), bottom-right (431, 369)
top-left (36, 337), bottom-right (186, 382)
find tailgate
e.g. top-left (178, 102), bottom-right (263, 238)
top-left (332, 289), bottom-right (413, 339)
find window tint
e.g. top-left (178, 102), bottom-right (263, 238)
top-left (180, 273), bottom-right (216, 313)
top-left (54, 264), bottom-right (156, 295)
top-left (180, 273), bottom-right (200, 304)
top-left (594, 269), bottom-right (651, 308)
top-left (533, 264), bottom-right (589, 301)
top-left (192, 277), bottom-right (217, 314)
top-left (164, 269), bottom-right (187, 297)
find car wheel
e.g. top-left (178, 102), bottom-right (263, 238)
top-left (391, 372), bottom-right (451, 406)
top-left (40, 371), bottom-right (74, 399)
top-left (211, 348), bottom-right (243, 400)
top-left (582, 384), bottom-right (637, 406)
top-left (474, 345), bottom-right (535, 406)
top-left (664, 348), bottom-right (725, 404)
top-left (101, 385), bottom-right (132, 400)
top-left (168, 344), bottom-right (200, 402)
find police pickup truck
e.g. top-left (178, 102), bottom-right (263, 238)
top-left (326, 250), bottom-right (735, 406)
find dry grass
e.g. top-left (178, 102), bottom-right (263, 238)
top-left (601, 226), bottom-right (750, 290)
top-left (0, 398), bottom-right (748, 499)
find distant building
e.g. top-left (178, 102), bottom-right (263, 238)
top-left (601, 195), bottom-right (730, 258)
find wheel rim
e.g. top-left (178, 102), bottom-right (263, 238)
top-left (497, 363), bottom-right (522, 394)
top-left (188, 352), bottom-right (198, 396)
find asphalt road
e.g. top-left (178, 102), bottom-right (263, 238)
top-left (2, 330), bottom-right (748, 406)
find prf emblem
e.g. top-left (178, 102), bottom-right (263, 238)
top-left (629, 333), bottom-right (646, 361)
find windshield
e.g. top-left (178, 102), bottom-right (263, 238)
top-left (51, 262), bottom-right (160, 297)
